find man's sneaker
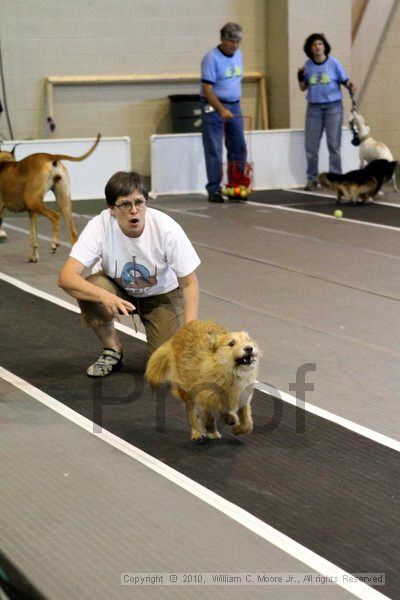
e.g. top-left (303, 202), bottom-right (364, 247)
top-left (208, 192), bottom-right (225, 203)
top-left (304, 180), bottom-right (318, 191)
top-left (86, 348), bottom-right (123, 377)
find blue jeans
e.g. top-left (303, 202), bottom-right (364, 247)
top-left (201, 100), bottom-right (247, 196)
top-left (305, 100), bottom-right (343, 181)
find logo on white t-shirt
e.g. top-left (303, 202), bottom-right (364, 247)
top-left (116, 257), bottom-right (158, 295)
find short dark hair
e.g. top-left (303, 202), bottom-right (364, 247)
top-left (303, 33), bottom-right (331, 59)
top-left (220, 22), bottom-right (242, 41)
top-left (104, 171), bottom-right (148, 206)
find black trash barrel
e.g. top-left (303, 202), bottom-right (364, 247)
top-left (168, 94), bottom-right (202, 133)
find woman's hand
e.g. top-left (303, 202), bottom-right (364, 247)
top-left (297, 67), bottom-right (307, 91)
top-left (98, 289), bottom-right (135, 319)
top-left (297, 66), bottom-right (306, 82)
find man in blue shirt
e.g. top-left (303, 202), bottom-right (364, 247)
top-left (200, 22), bottom-right (247, 203)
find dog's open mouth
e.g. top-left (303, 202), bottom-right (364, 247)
top-left (235, 353), bottom-right (257, 367)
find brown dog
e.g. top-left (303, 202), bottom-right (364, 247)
top-left (0, 134), bottom-right (100, 262)
top-left (145, 319), bottom-right (260, 442)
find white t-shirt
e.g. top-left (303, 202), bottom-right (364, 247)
top-left (70, 207), bottom-right (201, 297)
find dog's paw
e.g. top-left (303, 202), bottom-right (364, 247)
top-left (193, 436), bottom-right (207, 445)
top-left (206, 431), bottom-right (222, 440)
top-left (191, 432), bottom-right (206, 444)
top-left (0, 229), bottom-right (7, 241)
top-left (50, 241), bottom-right (60, 254)
top-left (232, 423), bottom-right (253, 436)
top-left (223, 411), bottom-right (239, 426)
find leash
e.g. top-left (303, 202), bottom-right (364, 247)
top-left (349, 87), bottom-right (357, 112)
top-left (348, 87), bottom-right (361, 146)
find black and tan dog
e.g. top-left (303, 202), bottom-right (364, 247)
top-left (318, 159), bottom-right (397, 204)
top-left (0, 134), bottom-right (100, 262)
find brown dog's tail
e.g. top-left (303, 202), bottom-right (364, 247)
top-left (50, 133), bottom-right (101, 163)
top-left (145, 341), bottom-right (172, 386)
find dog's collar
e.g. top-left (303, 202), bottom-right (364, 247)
top-left (359, 134), bottom-right (370, 142)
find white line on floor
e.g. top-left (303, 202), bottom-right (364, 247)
top-left (253, 226), bottom-right (400, 260)
top-left (1, 270), bottom-right (399, 453)
top-left (163, 208), bottom-right (212, 219)
top-left (245, 201), bottom-right (400, 232)
top-left (153, 195), bottom-right (400, 231)
top-left (0, 271), bottom-right (146, 341)
top-left (72, 212), bottom-right (94, 219)
top-left (6, 210), bottom-right (400, 265)
top-left (256, 382), bottom-right (400, 453)
top-left (0, 365), bottom-right (388, 600)
top-left (2, 223), bottom-right (71, 247)
top-left (374, 200), bottom-right (400, 208)
top-left (284, 188), bottom-right (400, 208)
top-left (283, 188), bottom-right (399, 204)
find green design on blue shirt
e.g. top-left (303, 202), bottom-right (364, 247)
top-left (309, 72), bottom-right (331, 85)
top-left (225, 65), bottom-right (242, 78)
top-left (304, 56), bottom-right (348, 103)
top-left (320, 72), bottom-right (330, 84)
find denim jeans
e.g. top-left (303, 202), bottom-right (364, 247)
top-left (305, 100), bottom-right (343, 181)
top-left (201, 100), bottom-right (247, 196)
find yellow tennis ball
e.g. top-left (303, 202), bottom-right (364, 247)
top-left (334, 209), bottom-right (343, 219)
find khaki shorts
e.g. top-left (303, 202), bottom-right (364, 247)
top-left (78, 272), bottom-right (184, 353)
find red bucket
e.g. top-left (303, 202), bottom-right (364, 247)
top-left (222, 116), bottom-right (253, 199)
top-left (223, 160), bottom-right (253, 199)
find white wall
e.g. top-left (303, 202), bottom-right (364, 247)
top-left (0, 0), bottom-right (267, 175)
top-left (151, 129), bottom-right (359, 195)
top-left (358, 0), bottom-right (400, 159)
top-left (1, 137), bottom-right (131, 200)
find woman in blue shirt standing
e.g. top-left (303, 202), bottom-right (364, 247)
top-left (298, 33), bottom-right (355, 190)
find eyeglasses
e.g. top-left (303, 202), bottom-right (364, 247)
top-left (114, 198), bottom-right (146, 211)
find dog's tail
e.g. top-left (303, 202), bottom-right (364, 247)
top-left (50, 133), bottom-right (101, 163)
top-left (145, 341), bottom-right (172, 386)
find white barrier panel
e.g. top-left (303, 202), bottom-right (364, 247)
top-left (0, 137), bottom-right (131, 200)
top-left (151, 129), bottom-right (360, 195)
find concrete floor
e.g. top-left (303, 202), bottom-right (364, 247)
top-left (2, 191), bottom-right (399, 437)
top-left (1, 189), bottom-right (398, 599)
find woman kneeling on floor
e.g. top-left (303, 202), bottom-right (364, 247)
top-left (58, 171), bottom-right (200, 377)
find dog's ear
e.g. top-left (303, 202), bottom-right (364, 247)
top-left (206, 330), bottom-right (220, 350)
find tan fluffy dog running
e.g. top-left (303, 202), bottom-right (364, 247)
top-left (0, 134), bottom-right (100, 262)
top-left (145, 319), bottom-right (260, 442)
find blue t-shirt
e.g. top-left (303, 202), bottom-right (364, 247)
top-left (200, 47), bottom-right (243, 102)
top-left (304, 56), bottom-right (348, 103)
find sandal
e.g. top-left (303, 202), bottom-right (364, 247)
top-left (86, 348), bottom-right (123, 377)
